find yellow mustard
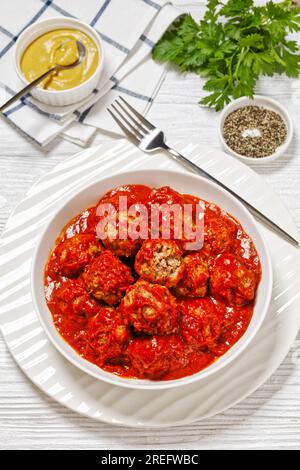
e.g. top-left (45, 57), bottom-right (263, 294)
top-left (20, 28), bottom-right (99, 91)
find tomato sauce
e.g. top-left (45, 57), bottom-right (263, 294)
top-left (44, 185), bottom-right (261, 381)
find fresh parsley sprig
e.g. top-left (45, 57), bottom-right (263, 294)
top-left (152, 0), bottom-right (300, 110)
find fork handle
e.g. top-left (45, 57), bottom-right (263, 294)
top-left (164, 145), bottom-right (299, 247)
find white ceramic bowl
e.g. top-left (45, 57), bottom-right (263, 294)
top-left (31, 169), bottom-right (273, 390)
top-left (218, 95), bottom-right (293, 164)
top-left (14, 17), bottom-right (104, 106)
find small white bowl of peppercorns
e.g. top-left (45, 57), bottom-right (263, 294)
top-left (218, 95), bottom-right (293, 164)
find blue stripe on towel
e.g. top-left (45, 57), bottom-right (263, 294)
top-left (90, 0), bottom-right (112, 26)
top-left (110, 76), bottom-right (119, 84)
top-left (78, 105), bottom-right (94, 123)
top-left (110, 78), bottom-right (153, 102)
top-left (112, 84), bottom-right (153, 102)
top-left (0, 0), bottom-right (53, 58)
top-left (3, 101), bottom-right (26, 116)
top-left (0, 25), bottom-right (14, 39)
top-left (77, 89), bottom-right (103, 122)
top-left (0, 111), bottom-right (42, 146)
top-left (77, 86), bottom-right (152, 124)
top-left (140, 34), bottom-right (155, 48)
top-left (21, 97), bottom-right (62, 121)
top-left (0, 82), bottom-right (64, 121)
top-left (142, 0), bottom-right (161, 10)
top-left (98, 32), bottom-right (130, 53)
top-left (40, 0), bottom-right (130, 53)
top-left (0, 82), bottom-right (15, 95)
top-left (40, 0), bottom-right (75, 17)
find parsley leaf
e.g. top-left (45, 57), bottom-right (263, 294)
top-left (152, 0), bottom-right (300, 110)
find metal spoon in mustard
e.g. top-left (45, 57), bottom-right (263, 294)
top-left (0, 34), bottom-right (89, 113)
top-left (20, 29), bottom-right (98, 91)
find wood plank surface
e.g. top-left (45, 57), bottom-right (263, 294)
top-left (0, 0), bottom-right (299, 450)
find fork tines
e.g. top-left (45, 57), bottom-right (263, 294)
top-left (107, 96), bottom-right (154, 144)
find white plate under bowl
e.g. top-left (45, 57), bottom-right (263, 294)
top-left (31, 169), bottom-right (272, 390)
top-left (0, 140), bottom-right (299, 427)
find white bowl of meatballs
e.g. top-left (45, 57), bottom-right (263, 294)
top-left (31, 169), bottom-right (272, 390)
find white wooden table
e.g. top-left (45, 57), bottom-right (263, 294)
top-left (1, 1), bottom-right (300, 450)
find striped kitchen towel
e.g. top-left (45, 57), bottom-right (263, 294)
top-left (0, 0), bottom-right (180, 146)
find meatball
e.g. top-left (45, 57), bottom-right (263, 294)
top-left (135, 239), bottom-right (184, 287)
top-left (98, 184), bottom-right (151, 207)
top-left (147, 186), bottom-right (186, 243)
top-left (61, 207), bottom-right (98, 240)
top-left (100, 213), bottom-right (143, 258)
top-left (120, 280), bottom-right (178, 335)
top-left (147, 186), bottom-right (185, 207)
top-left (103, 236), bottom-right (141, 258)
top-left (82, 250), bottom-right (134, 306)
top-left (173, 252), bottom-right (209, 298)
top-left (51, 278), bottom-right (100, 321)
top-left (210, 253), bottom-right (257, 306)
top-left (50, 233), bottom-right (102, 277)
top-left (127, 335), bottom-right (185, 380)
top-left (87, 307), bottom-right (129, 365)
top-left (96, 185), bottom-right (151, 257)
top-left (179, 298), bottom-right (222, 349)
top-left (147, 187), bottom-right (205, 251)
top-left (204, 214), bottom-right (237, 255)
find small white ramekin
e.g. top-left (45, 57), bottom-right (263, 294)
top-left (14, 17), bottom-right (104, 106)
top-left (218, 95), bottom-right (293, 164)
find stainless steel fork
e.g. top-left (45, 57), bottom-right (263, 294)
top-left (108, 96), bottom-right (299, 247)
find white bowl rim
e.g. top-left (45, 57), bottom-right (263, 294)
top-left (14, 16), bottom-right (104, 95)
top-left (31, 168), bottom-right (273, 390)
top-left (218, 95), bottom-right (293, 164)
